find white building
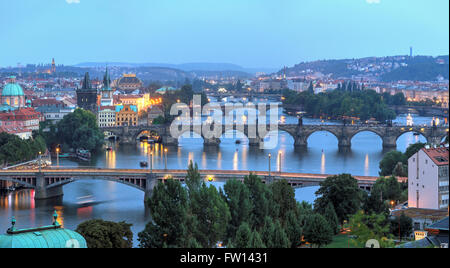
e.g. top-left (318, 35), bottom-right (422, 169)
top-left (98, 106), bottom-right (116, 127)
top-left (408, 146), bottom-right (449, 210)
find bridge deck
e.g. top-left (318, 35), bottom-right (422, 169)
top-left (0, 168), bottom-right (405, 183)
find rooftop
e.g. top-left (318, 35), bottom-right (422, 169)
top-left (0, 212), bottom-right (87, 248)
top-left (422, 147), bottom-right (449, 166)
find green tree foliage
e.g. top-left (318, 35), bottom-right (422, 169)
top-left (390, 213), bottom-right (413, 239)
top-left (233, 222), bottom-right (252, 248)
top-left (284, 210), bottom-right (303, 248)
top-left (76, 219), bottom-right (133, 248)
top-left (40, 108), bottom-right (104, 152)
top-left (248, 230), bottom-right (266, 248)
top-left (404, 142), bottom-right (426, 160)
top-left (320, 202), bottom-right (340, 235)
top-left (270, 179), bottom-right (297, 223)
top-left (243, 174), bottom-right (275, 229)
top-left (379, 151), bottom-right (407, 176)
top-left (190, 183), bottom-right (231, 248)
top-left (185, 161), bottom-right (202, 194)
top-left (303, 214), bottom-right (333, 248)
top-left (282, 89), bottom-right (396, 122)
top-left (348, 211), bottom-right (394, 248)
top-left (314, 174), bottom-right (363, 224)
top-left (139, 179), bottom-right (190, 248)
top-left (223, 179), bottom-right (252, 241)
top-left (0, 132), bottom-right (47, 166)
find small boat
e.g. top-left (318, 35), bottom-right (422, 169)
top-left (140, 161), bottom-right (148, 167)
top-left (76, 149), bottom-right (91, 161)
top-left (235, 140), bottom-right (241, 145)
top-left (106, 147), bottom-right (113, 151)
top-left (413, 132), bottom-right (420, 136)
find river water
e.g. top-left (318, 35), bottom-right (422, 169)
top-left (0, 111), bottom-right (446, 246)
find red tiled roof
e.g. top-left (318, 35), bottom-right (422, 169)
top-left (422, 147), bottom-right (449, 166)
top-left (32, 99), bottom-right (65, 107)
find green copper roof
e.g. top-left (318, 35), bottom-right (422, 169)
top-left (2, 82), bottom-right (24, 96)
top-left (0, 212), bottom-right (87, 248)
top-left (0, 227), bottom-right (88, 248)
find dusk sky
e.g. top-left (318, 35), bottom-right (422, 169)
top-left (0, 0), bottom-right (448, 68)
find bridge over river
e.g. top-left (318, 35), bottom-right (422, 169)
top-left (102, 123), bottom-right (448, 149)
top-left (0, 168), bottom-right (404, 201)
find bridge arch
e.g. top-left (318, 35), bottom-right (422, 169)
top-left (349, 128), bottom-right (384, 142)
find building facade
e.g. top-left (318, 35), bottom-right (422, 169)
top-left (408, 146), bottom-right (449, 210)
top-left (98, 106), bottom-right (116, 127)
top-left (115, 74), bottom-right (143, 93)
top-left (116, 104), bottom-right (138, 127)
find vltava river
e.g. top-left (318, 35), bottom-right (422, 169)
top-left (0, 113), bottom-right (445, 246)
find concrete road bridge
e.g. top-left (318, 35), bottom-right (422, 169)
top-left (0, 168), bottom-right (403, 201)
top-left (101, 123), bottom-right (448, 149)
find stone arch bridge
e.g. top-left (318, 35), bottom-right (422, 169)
top-left (101, 123), bottom-right (448, 149)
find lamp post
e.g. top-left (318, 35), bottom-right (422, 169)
top-left (164, 148), bottom-right (168, 170)
top-left (56, 147), bottom-right (60, 168)
top-left (38, 151), bottom-right (42, 173)
top-left (278, 151), bottom-right (282, 173)
top-left (268, 153), bottom-right (272, 179)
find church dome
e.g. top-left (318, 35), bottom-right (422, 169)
top-left (2, 78), bottom-right (24, 97)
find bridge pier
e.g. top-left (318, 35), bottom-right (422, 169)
top-left (162, 136), bottom-right (179, 146)
top-left (203, 138), bottom-right (221, 146)
top-left (248, 137), bottom-right (263, 147)
top-left (294, 137), bottom-right (308, 148)
top-left (35, 173), bottom-right (64, 200)
top-left (144, 173), bottom-right (158, 202)
top-left (382, 136), bottom-right (397, 149)
top-left (338, 136), bottom-right (351, 148)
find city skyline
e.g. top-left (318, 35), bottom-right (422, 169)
top-left (0, 0), bottom-right (449, 68)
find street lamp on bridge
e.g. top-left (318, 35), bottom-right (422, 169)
top-left (268, 153), bottom-right (271, 180)
top-left (164, 148), bottom-right (168, 170)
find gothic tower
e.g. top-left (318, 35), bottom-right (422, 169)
top-left (100, 67), bottom-right (114, 106)
top-left (76, 72), bottom-right (98, 114)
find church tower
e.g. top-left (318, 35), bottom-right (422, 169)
top-left (76, 72), bottom-right (98, 114)
top-left (51, 58), bottom-right (56, 73)
top-left (100, 67), bottom-right (114, 106)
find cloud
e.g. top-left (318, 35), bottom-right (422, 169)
top-left (66, 0), bottom-right (80, 4)
top-left (366, 0), bottom-right (381, 4)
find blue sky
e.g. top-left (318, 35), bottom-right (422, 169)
top-left (0, 0), bottom-right (448, 68)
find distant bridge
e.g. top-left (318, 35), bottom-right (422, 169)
top-left (0, 168), bottom-right (402, 201)
top-left (101, 123), bottom-right (448, 149)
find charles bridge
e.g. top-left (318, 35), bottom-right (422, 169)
top-left (101, 122), bottom-right (448, 149)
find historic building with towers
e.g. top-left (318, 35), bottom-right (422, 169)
top-left (76, 72), bottom-right (99, 114)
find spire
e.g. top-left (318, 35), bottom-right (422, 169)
top-left (81, 72), bottom-right (92, 90)
top-left (103, 66), bottom-right (111, 90)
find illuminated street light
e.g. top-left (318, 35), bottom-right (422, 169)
top-left (56, 147), bottom-right (60, 168)
top-left (164, 148), bottom-right (168, 170)
top-left (268, 153), bottom-right (272, 179)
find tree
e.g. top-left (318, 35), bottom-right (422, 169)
top-left (185, 161), bottom-right (202, 194)
top-left (284, 210), bottom-right (303, 247)
top-left (404, 142), bottom-right (426, 160)
top-left (76, 219), bottom-right (133, 248)
top-left (390, 213), bottom-right (413, 240)
top-left (303, 214), bottom-right (333, 248)
top-left (270, 220), bottom-right (290, 248)
top-left (244, 174), bottom-right (274, 229)
top-left (139, 179), bottom-right (189, 248)
top-left (314, 174), bottom-right (363, 224)
top-left (233, 222), bottom-right (252, 248)
top-left (248, 230), bottom-right (266, 248)
top-left (379, 151), bottom-right (407, 177)
top-left (270, 179), bottom-right (297, 224)
top-left (223, 179), bottom-right (252, 242)
top-left (44, 108), bottom-right (104, 152)
top-left (320, 202), bottom-right (340, 235)
top-left (349, 211), bottom-right (394, 248)
top-left (190, 183), bottom-right (231, 248)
